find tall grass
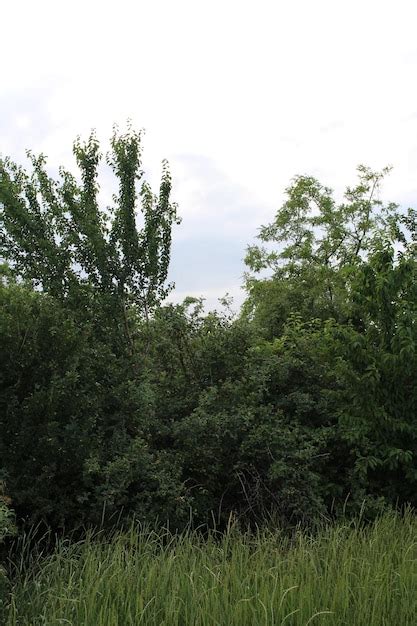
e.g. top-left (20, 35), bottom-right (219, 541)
top-left (3, 511), bottom-right (417, 625)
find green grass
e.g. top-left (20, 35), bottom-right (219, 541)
top-left (2, 512), bottom-right (417, 625)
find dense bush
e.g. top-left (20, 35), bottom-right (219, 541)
top-left (0, 281), bottom-right (188, 528)
top-left (1, 130), bottom-right (416, 532)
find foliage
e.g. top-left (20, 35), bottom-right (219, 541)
top-left (241, 166), bottom-right (417, 517)
top-left (244, 165), bottom-right (414, 333)
top-left (0, 503), bottom-right (16, 545)
top-left (0, 279), bottom-right (194, 529)
top-left (331, 242), bottom-right (417, 508)
top-left (0, 129), bottom-right (417, 532)
top-left (0, 125), bottom-right (180, 350)
top-left (0, 483), bottom-right (16, 624)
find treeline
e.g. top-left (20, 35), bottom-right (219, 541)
top-left (0, 128), bottom-right (416, 534)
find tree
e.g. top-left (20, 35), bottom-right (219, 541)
top-left (244, 165), bottom-right (415, 335)
top-left (243, 166), bottom-right (417, 516)
top-left (2, 139), bottom-right (417, 531)
top-left (0, 124), bottom-right (180, 350)
top-left (0, 127), bottom-right (187, 529)
top-left (334, 240), bottom-right (417, 507)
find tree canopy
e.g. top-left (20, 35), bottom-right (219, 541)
top-left (0, 131), bottom-right (416, 533)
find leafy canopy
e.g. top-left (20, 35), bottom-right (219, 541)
top-left (0, 124), bottom-right (180, 316)
top-left (244, 165), bottom-right (416, 331)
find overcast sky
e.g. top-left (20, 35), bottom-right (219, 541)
top-left (2, 0), bottom-right (417, 310)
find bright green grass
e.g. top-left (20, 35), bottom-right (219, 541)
top-left (3, 512), bottom-right (417, 625)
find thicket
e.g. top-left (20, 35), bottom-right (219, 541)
top-left (0, 127), bottom-right (416, 537)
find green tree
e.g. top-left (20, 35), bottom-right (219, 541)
top-left (0, 128), bottom-right (187, 529)
top-left (0, 125), bottom-right (180, 350)
top-left (334, 240), bottom-right (417, 507)
top-left (243, 167), bottom-right (417, 516)
top-left (244, 165), bottom-right (414, 335)
top-left (0, 279), bottom-right (191, 529)
top-left (2, 136), bottom-right (417, 532)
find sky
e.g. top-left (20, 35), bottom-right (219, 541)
top-left (2, 0), bottom-right (417, 310)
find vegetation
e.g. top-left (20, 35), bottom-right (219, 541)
top-left (0, 126), bottom-right (416, 622)
top-left (3, 512), bottom-right (417, 625)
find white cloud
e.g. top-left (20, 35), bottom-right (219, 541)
top-left (2, 0), bottom-right (417, 307)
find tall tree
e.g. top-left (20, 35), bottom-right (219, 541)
top-left (0, 125), bottom-right (180, 347)
top-left (243, 166), bottom-right (417, 515)
top-left (244, 165), bottom-right (415, 334)
top-left (0, 127), bottom-right (184, 528)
